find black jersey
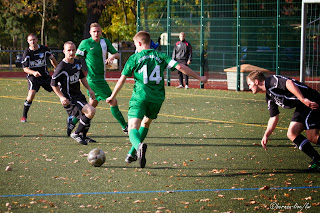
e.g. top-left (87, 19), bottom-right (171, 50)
top-left (21, 45), bottom-right (52, 76)
top-left (51, 59), bottom-right (85, 102)
top-left (265, 75), bottom-right (320, 117)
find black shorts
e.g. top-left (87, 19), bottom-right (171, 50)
top-left (64, 95), bottom-right (88, 119)
top-left (292, 104), bottom-right (320, 130)
top-left (27, 74), bottom-right (53, 92)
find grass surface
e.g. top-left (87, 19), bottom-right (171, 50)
top-left (0, 78), bottom-right (319, 212)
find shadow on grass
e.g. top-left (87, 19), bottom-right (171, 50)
top-left (175, 168), bottom-right (310, 177)
top-left (0, 134), bottom-right (293, 148)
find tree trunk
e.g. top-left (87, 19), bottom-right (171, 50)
top-left (41, 0), bottom-right (46, 45)
top-left (57, 0), bottom-right (76, 48)
top-left (83, 0), bottom-right (107, 39)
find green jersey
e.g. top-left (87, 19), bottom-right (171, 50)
top-left (76, 37), bottom-right (118, 81)
top-left (122, 49), bottom-right (178, 104)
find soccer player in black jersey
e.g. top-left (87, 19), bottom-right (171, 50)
top-left (247, 70), bottom-right (320, 172)
top-left (51, 41), bottom-right (96, 145)
top-left (20, 33), bottom-right (58, 122)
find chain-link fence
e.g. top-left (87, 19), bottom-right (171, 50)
top-left (137, 0), bottom-right (302, 90)
top-left (0, 48), bottom-right (135, 73)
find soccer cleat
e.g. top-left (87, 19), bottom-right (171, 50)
top-left (306, 160), bottom-right (320, 172)
top-left (125, 154), bottom-right (137, 163)
top-left (122, 126), bottom-right (128, 135)
top-left (20, 117), bottom-right (27, 122)
top-left (84, 136), bottom-right (96, 143)
top-left (67, 116), bottom-right (76, 136)
top-left (176, 85), bottom-right (184, 89)
top-left (137, 143), bottom-right (147, 168)
top-left (185, 85), bottom-right (189, 89)
top-left (71, 133), bottom-right (87, 145)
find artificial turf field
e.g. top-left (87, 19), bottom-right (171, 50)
top-left (0, 77), bottom-right (319, 212)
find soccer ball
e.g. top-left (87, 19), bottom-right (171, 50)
top-left (87, 148), bottom-right (106, 167)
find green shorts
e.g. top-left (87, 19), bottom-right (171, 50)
top-left (87, 79), bottom-right (112, 102)
top-left (128, 99), bottom-right (163, 120)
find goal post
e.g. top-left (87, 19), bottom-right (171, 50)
top-left (300, 0), bottom-right (320, 90)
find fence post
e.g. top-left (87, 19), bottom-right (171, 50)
top-left (136, 0), bottom-right (140, 32)
top-left (200, 0), bottom-right (204, 89)
top-left (276, 0), bottom-right (280, 75)
top-left (9, 51), bottom-right (12, 72)
top-left (236, 0), bottom-right (241, 91)
top-left (166, 0), bottom-right (171, 86)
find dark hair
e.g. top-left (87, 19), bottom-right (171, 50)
top-left (246, 70), bottom-right (266, 82)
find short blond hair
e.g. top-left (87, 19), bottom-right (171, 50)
top-left (133, 31), bottom-right (151, 46)
top-left (90, 22), bottom-right (101, 29)
top-left (246, 70), bottom-right (266, 82)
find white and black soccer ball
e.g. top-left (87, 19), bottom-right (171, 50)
top-left (87, 148), bottom-right (106, 167)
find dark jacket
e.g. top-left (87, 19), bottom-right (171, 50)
top-left (172, 40), bottom-right (192, 63)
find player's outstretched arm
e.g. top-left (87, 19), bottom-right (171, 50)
top-left (261, 115), bottom-right (279, 151)
top-left (286, 79), bottom-right (319, 109)
top-left (106, 53), bottom-right (120, 65)
top-left (106, 75), bottom-right (127, 105)
top-left (80, 77), bottom-right (95, 101)
top-left (175, 64), bottom-right (207, 83)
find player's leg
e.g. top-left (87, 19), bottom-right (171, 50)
top-left (75, 103), bottom-right (95, 135)
top-left (288, 121), bottom-right (320, 171)
top-left (128, 117), bottom-right (147, 168)
top-left (184, 74), bottom-right (189, 89)
top-left (305, 129), bottom-right (320, 171)
top-left (90, 80), bottom-right (128, 132)
top-left (21, 77), bottom-right (40, 122)
top-left (306, 129), bottom-right (320, 145)
top-left (22, 90), bottom-right (36, 122)
top-left (127, 116), bottom-right (152, 158)
top-left (71, 98), bottom-right (96, 145)
top-left (176, 71), bottom-right (184, 88)
top-left (107, 98), bottom-right (128, 133)
top-left (67, 86), bottom-right (98, 135)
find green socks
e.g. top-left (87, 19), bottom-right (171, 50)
top-left (110, 105), bottom-right (127, 129)
top-left (72, 117), bottom-right (79, 125)
top-left (129, 129), bottom-right (141, 150)
top-left (128, 127), bottom-right (149, 156)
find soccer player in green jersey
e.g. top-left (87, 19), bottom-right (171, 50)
top-left (107, 31), bottom-right (207, 168)
top-left (70, 23), bottom-right (128, 136)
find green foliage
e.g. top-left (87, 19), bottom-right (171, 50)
top-left (100, 0), bottom-right (137, 42)
top-left (0, 0), bottom-right (137, 48)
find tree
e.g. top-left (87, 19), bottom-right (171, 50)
top-left (1, 0), bottom-right (57, 46)
top-left (82, 0), bottom-right (108, 39)
top-left (57, 0), bottom-right (76, 48)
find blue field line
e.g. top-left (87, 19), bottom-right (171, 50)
top-left (1, 186), bottom-right (320, 198)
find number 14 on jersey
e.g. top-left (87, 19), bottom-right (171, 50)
top-left (138, 65), bottom-right (162, 84)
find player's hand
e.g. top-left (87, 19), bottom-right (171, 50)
top-left (106, 97), bottom-right (115, 105)
top-left (200, 76), bottom-right (208, 83)
top-left (261, 135), bottom-right (268, 151)
top-left (88, 90), bottom-right (96, 101)
top-left (187, 60), bottom-right (191, 65)
top-left (302, 98), bottom-right (319, 109)
top-left (33, 71), bottom-right (41, 77)
top-left (60, 97), bottom-right (69, 106)
top-left (106, 56), bottom-right (115, 65)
